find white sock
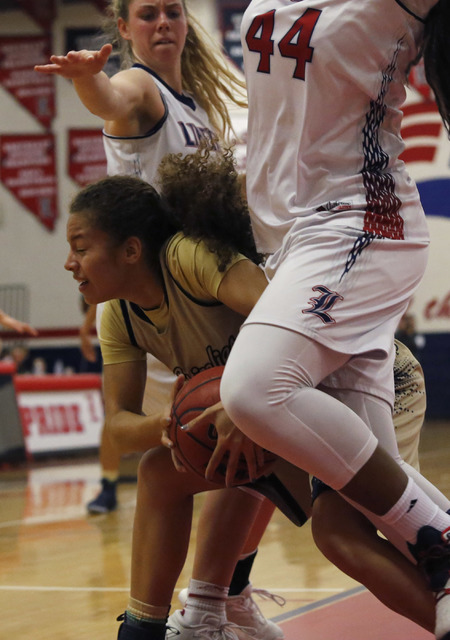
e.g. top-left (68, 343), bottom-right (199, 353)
top-left (182, 579), bottom-right (228, 626)
top-left (380, 477), bottom-right (450, 544)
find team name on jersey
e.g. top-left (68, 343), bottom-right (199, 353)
top-left (178, 121), bottom-right (219, 150)
top-left (173, 335), bottom-right (236, 379)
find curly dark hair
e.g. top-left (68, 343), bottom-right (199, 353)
top-left (69, 149), bottom-right (262, 273)
top-left (423, 0), bottom-right (450, 135)
top-left (157, 148), bottom-right (263, 271)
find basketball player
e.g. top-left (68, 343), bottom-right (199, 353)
top-left (35, 0), bottom-right (246, 516)
top-left (217, 2), bottom-right (450, 640)
top-left (36, 4), bottom-right (287, 637)
top-left (64, 150), bottom-right (279, 640)
top-left (65, 149), bottom-right (449, 639)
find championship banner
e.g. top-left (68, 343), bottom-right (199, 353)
top-left (16, 0), bottom-right (56, 30)
top-left (217, 2), bottom-right (248, 71)
top-left (0, 34), bottom-right (55, 129)
top-left (0, 133), bottom-right (58, 231)
top-left (68, 129), bottom-right (107, 186)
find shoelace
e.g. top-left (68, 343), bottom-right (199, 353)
top-left (184, 619), bottom-right (255, 640)
top-left (228, 588), bottom-right (286, 614)
top-left (251, 588), bottom-right (286, 608)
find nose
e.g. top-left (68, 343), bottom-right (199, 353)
top-left (64, 251), bottom-right (77, 272)
top-left (157, 10), bottom-right (170, 29)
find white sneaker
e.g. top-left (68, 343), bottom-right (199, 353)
top-left (167, 609), bottom-right (255, 639)
top-left (178, 583), bottom-right (285, 640)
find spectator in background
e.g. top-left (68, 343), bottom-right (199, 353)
top-left (0, 310), bottom-right (37, 369)
top-left (3, 345), bottom-right (32, 374)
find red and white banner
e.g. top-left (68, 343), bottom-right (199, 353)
top-left (0, 133), bottom-right (58, 231)
top-left (68, 129), bottom-right (107, 186)
top-left (15, 0), bottom-right (56, 30)
top-left (15, 374), bottom-right (104, 455)
top-left (0, 34), bottom-right (55, 129)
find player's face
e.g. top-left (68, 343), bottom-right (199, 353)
top-left (65, 213), bottom-right (128, 305)
top-left (119, 0), bottom-right (188, 70)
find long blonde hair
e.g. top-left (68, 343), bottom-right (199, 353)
top-left (104, 0), bottom-right (247, 139)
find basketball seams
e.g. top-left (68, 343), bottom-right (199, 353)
top-left (172, 373), bottom-right (223, 413)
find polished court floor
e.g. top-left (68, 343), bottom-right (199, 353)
top-left (1, 420), bottom-right (450, 640)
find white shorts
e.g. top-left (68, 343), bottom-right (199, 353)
top-left (245, 227), bottom-right (428, 406)
top-left (251, 225), bottom-right (429, 360)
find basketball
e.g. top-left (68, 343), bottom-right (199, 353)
top-left (169, 366), bottom-right (276, 486)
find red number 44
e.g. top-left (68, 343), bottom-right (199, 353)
top-left (245, 8), bottom-right (321, 80)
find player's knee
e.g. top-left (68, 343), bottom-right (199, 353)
top-left (221, 363), bottom-right (270, 434)
top-left (137, 446), bottom-right (172, 487)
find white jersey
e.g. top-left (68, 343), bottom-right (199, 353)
top-left (241, 0), bottom-right (437, 253)
top-left (103, 64), bottom-right (217, 188)
top-left (101, 65), bottom-right (217, 406)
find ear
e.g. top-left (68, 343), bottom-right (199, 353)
top-left (118, 17), bottom-right (131, 41)
top-left (123, 236), bottom-right (143, 264)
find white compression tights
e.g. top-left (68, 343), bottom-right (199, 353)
top-left (221, 324), bottom-right (380, 490)
top-left (221, 323), bottom-right (450, 510)
top-left (221, 323), bottom-right (450, 555)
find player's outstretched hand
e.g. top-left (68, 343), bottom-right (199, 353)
top-left (34, 43), bottom-right (113, 79)
top-left (0, 311), bottom-right (38, 336)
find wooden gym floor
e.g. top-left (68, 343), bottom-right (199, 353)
top-left (1, 420), bottom-right (449, 640)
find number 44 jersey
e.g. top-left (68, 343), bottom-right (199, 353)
top-left (241, 0), bottom-right (438, 254)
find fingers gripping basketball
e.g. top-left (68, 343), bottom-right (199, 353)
top-left (169, 366), bottom-right (276, 486)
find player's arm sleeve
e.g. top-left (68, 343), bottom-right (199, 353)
top-left (100, 299), bottom-right (147, 365)
top-left (166, 234), bottom-right (248, 300)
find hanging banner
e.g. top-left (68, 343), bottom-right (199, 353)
top-left (217, 2), bottom-right (248, 71)
top-left (68, 129), bottom-right (107, 186)
top-left (0, 34), bottom-right (55, 129)
top-left (0, 133), bottom-right (58, 231)
top-left (16, 0), bottom-right (56, 30)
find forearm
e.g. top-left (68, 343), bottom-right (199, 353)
top-left (72, 72), bottom-right (125, 121)
top-left (106, 409), bottom-right (168, 455)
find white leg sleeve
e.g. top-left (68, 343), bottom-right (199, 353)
top-left (221, 324), bottom-right (378, 490)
